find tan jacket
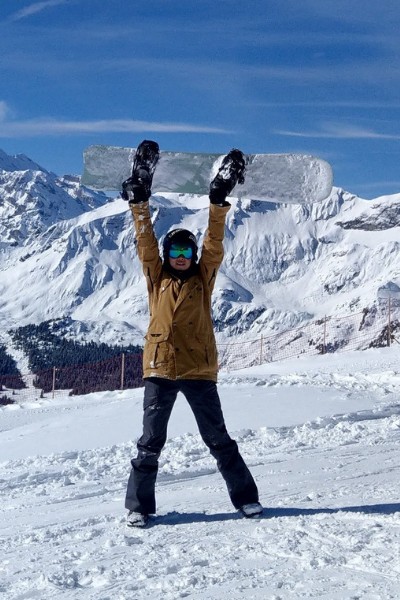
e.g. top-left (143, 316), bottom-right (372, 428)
top-left (130, 201), bottom-right (230, 381)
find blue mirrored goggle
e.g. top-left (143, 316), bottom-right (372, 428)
top-left (169, 244), bottom-right (193, 259)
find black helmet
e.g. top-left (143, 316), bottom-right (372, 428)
top-left (163, 228), bottom-right (198, 263)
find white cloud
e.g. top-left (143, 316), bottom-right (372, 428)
top-left (9, 0), bottom-right (68, 22)
top-left (249, 100), bottom-right (400, 109)
top-left (276, 123), bottom-right (400, 140)
top-left (0, 116), bottom-right (231, 137)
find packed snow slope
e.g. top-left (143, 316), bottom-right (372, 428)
top-left (1, 347), bottom-right (400, 599)
top-left (1, 149), bottom-right (400, 352)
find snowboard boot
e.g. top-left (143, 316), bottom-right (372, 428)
top-left (127, 511), bottom-right (149, 529)
top-left (121, 140), bottom-right (160, 203)
top-left (239, 502), bottom-right (263, 518)
top-left (209, 148), bottom-right (246, 205)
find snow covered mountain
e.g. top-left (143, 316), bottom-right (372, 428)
top-left (0, 150), bottom-right (110, 248)
top-left (1, 149), bottom-right (399, 357)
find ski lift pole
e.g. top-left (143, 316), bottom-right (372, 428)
top-left (260, 335), bottom-right (263, 365)
top-left (388, 296), bottom-right (392, 347)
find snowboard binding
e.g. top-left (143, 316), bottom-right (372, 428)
top-left (209, 148), bottom-right (246, 204)
top-left (121, 140), bottom-right (160, 202)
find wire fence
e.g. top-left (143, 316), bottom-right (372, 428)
top-left (218, 309), bottom-right (400, 371)
top-left (1, 298), bottom-right (400, 403)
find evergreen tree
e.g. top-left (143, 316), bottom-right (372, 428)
top-left (9, 320), bottom-right (143, 395)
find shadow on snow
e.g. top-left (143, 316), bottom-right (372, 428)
top-left (153, 503), bottom-right (400, 526)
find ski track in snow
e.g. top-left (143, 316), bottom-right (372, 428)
top-left (1, 350), bottom-right (400, 599)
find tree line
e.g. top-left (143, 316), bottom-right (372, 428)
top-left (1, 320), bottom-right (144, 397)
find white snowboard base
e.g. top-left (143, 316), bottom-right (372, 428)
top-left (82, 145), bottom-right (333, 204)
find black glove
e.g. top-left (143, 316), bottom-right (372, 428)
top-left (121, 176), bottom-right (149, 204)
top-left (209, 148), bottom-right (245, 206)
top-left (209, 189), bottom-right (231, 206)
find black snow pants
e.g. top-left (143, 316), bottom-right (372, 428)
top-left (125, 377), bottom-right (259, 514)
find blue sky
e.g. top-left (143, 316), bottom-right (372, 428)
top-left (1, 0), bottom-right (400, 198)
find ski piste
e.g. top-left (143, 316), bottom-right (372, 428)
top-left (82, 145), bottom-right (333, 204)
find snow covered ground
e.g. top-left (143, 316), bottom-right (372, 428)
top-left (1, 347), bottom-right (400, 599)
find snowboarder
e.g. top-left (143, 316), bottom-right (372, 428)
top-left (122, 140), bottom-right (263, 528)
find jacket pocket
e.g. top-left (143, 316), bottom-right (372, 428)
top-left (192, 335), bottom-right (216, 368)
top-left (144, 332), bottom-right (170, 369)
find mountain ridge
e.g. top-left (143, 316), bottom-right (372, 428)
top-left (1, 149), bottom-right (399, 363)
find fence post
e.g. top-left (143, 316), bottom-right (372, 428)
top-left (388, 296), bottom-right (392, 347)
top-left (120, 353), bottom-right (125, 390)
top-left (52, 367), bottom-right (56, 399)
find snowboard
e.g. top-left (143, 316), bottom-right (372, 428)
top-left (82, 144), bottom-right (333, 204)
